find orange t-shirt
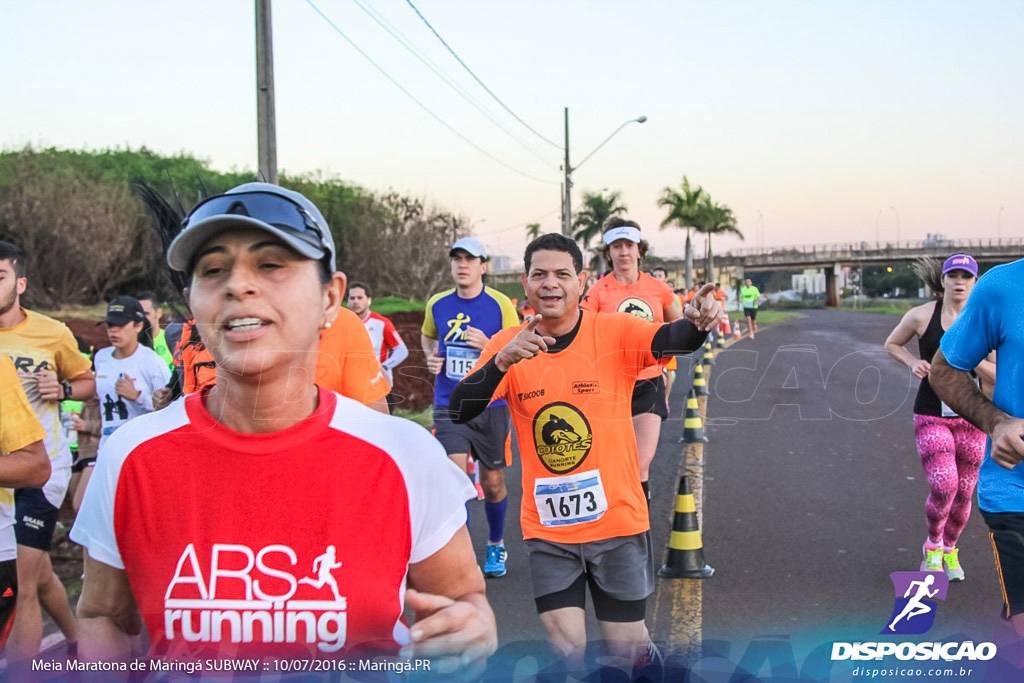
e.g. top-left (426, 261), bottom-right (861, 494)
top-left (580, 272), bottom-right (675, 380)
top-left (475, 310), bottom-right (657, 543)
top-left (180, 308), bottom-right (389, 406)
top-left (315, 307), bottom-right (391, 405)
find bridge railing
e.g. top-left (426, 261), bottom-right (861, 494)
top-left (723, 237), bottom-right (1024, 259)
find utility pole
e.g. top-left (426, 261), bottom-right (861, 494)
top-left (255, 0), bottom-right (278, 184)
top-left (562, 107), bottom-right (572, 236)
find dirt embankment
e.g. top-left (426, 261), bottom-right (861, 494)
top-left (61, 310), bottom-right (434, 414)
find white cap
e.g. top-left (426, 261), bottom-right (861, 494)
top-left (450, 236), bottom-right (489, 260)
top-left (603, 225), bottom-right (641, 245)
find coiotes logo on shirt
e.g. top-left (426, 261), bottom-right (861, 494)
top-left (617, 297), bottom-right (654, 322)
top-left (533, 403), bottom-right (593, 474)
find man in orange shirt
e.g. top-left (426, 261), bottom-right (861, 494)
top-left (450, 233), bottom-right (723, 677)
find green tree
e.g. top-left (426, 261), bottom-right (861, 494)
top-left (526, 222), bottom-right (541, 240)
top-left (694, 198), bottom-right (743, 282)
top-left (657, 176), bottom-right (705, 288)
top-left (572, 189), bottom-right (627, 271)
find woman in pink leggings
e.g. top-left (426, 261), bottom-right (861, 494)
top-left (885, 254), bottom-right (995, 580)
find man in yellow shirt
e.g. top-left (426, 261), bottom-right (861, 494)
top-left (0, 354), bottom-right (51, 652)
top-left (0, 241), bottom-right (94, 665)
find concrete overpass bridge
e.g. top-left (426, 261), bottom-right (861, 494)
top-left (664, 236), bottom-right (1024, 306)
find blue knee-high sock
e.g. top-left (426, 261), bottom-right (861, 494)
top-left (465, 501), bottom-right (471, 532)
top-left (484, 498), bottom-right (507, 545)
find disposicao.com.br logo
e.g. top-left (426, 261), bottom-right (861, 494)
top-left (831, 571), bottom-right (997, 663)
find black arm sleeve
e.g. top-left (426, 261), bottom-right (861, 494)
top-left (651, 319), bottom-right (710, 358)
top-left (448, 357), bottom-right (508, 424)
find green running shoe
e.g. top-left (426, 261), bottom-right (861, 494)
top-left (921, 541), bottom-right (943, 572)
top-left (943, 547), bottom-right (965, 581)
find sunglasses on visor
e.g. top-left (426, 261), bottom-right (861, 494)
top-left (182, 191), bottom-right (331, 255)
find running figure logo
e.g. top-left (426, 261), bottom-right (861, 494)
top-left (444, 313), bottom-right (471, 343)
top-left (882, 571), bottom-right (949, 635)
top-left (298, 545), bottom-right (343, 601)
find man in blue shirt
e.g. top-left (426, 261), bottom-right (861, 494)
top-left (931, 258), bottom-right (1024, 637)
top-left (421, 237), bottom-right (520, 578)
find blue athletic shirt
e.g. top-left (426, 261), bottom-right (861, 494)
top-left (940, 259), bottom-right (1024, 514)
top-left (422, 286), bottom-right (519, 406)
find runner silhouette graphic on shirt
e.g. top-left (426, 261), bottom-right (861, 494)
top-left (298, 545), bottom-right (343, 601)
top-left (888, 573), bottom-right (938, 631)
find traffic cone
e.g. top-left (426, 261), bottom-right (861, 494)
top-left (658, 475), bottom-right (714, 579)
top-left (680, 388), bottom-right (708, 443)
top-left (702, 338), bottom-right (715, 366)
top-left (716, 327), bottom-right (726, 351)
top-left (732, 319), bottom-right (742, 340)
top-left (693, 360), bottom-right (709, 396)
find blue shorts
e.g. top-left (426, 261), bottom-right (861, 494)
top-left (14, 487), bottom-right (59, 551)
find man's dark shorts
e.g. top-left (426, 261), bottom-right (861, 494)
top-left (433, 404), bottom-right (510, 470)
top-left (744, 307), bottom-right (758, 321)
top-left (631, 376), bottom-right (668, 420)
top-left (981, 510), bottom-right (1024, 618)
top-left (0, 559), bottom-right (16, 650)
top-left (14, 487), bottom-right (59, 551)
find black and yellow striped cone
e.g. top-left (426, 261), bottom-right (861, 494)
top-left (716, 328), bottom-right (726, 351)
top-left (702, 338), bottom-right (715, 366)
top-left (658, 475), bottom-right (714, 579)
top-left (693, 360), bottom-right (710, 396)
top-left (680, 389), bottom-right (708, 443)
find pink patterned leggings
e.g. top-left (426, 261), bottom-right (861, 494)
top-left (913, 414), bottom-right (987, 547)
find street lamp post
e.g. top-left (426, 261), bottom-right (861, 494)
top-left (561, 108), bottom-right (647, 235)
top-left (757, 209), bottom-right (764, 250)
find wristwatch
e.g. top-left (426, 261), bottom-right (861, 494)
top-left (60, 379), bottom-right (73, 400)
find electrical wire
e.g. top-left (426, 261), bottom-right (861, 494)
top-left (404, 0), bottom-right (563, 151)
top-left (353, 0), bottom-right (557, 171)
top-left (304, 0), bottom-right (557, 185)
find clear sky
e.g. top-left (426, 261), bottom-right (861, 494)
top-left (2, 0), bottom-right (1021, 263)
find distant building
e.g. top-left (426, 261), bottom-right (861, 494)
top-left (490, 254), bottom-right (514, 273)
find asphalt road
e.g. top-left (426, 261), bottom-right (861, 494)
top-left (470, 310), bottom-right (1022, 680)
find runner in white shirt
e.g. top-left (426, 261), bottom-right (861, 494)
top-left (347, 282), bottom-right (408, 413)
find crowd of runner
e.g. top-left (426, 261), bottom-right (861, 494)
top-left (1, 182), bottom-right (1022, 679)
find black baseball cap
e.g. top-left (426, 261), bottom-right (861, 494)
top-left (100, 296), bottom-right (147, 327)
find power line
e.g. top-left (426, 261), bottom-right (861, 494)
top-left (404, 0), bottom-right (563, 151)
top-left (304, 0), bottom-right (557, 185)
top-left (352, 0), bottom-right (557, 171)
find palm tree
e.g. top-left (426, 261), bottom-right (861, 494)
top-left (526, 222), bottom-right (541, 240)
top-left (572, 190), bottom-right (627, 270)
top-left (694, 197), bottom-right (743, 282)
top-left (657, 176), bottom-right (705, 288)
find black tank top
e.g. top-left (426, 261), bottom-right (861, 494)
top-left (913, 301), bottom-right (946, 416)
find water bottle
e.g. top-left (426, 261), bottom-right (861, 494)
top-left (61, 411), bottom-right (78, 448)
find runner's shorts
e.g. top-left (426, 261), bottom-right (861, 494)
top-left (631, 376), bottom-right (668, 420)
top-left (744, 307), bottom-right (758, 321)
top-left (981, 510), bottom-right (1024, 618)
top-left (0, 560), bottom-right (16, 650)
top-left (526, 532), bottom-right (654, 621)
top-left (14, 486), bottom-right (60, 551)
top-left (433, 404), bottom-right (511, 470)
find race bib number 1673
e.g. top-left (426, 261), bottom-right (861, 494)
top-left (534, 471), bottom-right (608, 527)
